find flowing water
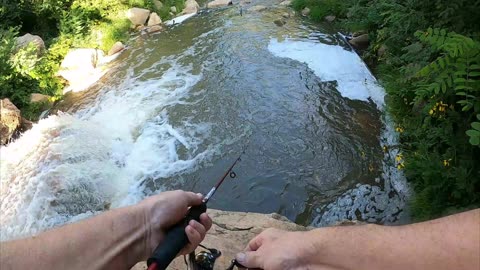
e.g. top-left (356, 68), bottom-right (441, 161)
top-left (0, 1), bottom-right (410, 241)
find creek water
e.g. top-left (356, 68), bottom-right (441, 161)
top-left (0, 1), bottom-right (410, 241)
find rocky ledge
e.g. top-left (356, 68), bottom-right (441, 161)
top-left (131, 209), bottom-right (309, 270)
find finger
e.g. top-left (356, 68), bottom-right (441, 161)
top-left (245, 235), bottom-right (263, 251)
top-left (189, 220), bottom-right (206, 237)
top-left (199, 213), bottom-right (213, 231)
top-left (184, 191), bottom-right (203, 206)
top-left (235, 251), bottom-right (263, 269)
top-left (181, 225), bottom-right (202, 254)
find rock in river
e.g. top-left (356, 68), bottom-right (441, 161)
top-left (1, 99), bottom-right (21, 145)
top-left (349, 34), bottom-right (369, 50)
top-left (301, 7), bottom-right (310, 16)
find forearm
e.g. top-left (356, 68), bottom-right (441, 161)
top-left (305, 209), bottom-right (480, 270)
top-left (1, 204), bottom-right (146, 270)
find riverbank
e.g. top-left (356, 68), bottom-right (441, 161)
top-left (292, 0), bottom-right (480, 220)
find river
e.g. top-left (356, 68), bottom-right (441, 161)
top-left (0, 1), bottom-right (410, 241)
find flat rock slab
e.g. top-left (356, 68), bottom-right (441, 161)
top-left (131, 209), bottom-right (308, 270)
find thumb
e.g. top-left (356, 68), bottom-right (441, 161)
top-left (236, 251), bottom-right (263, 269)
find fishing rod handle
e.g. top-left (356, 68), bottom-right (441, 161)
top-left (147, 202), bottom-right (207, 270)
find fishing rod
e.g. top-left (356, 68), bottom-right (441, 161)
top-left (147, 146), bottom-right (247, 270)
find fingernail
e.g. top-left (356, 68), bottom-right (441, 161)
top-left (189, 220), bottom-right (196, 226)
top-left (236, 252), bottom-right (246, 263)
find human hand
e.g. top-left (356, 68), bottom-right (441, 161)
top-left (235, 228), bottom-right (319, 270)
top-left (137, 190), bottom-right (213, 257)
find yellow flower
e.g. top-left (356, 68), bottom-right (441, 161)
top-left (443, 159), bottom-right (452, 167)
top-left (429, 109), bottom-right (434, 115)
top-left (395, 127), bottom-right (404, 133)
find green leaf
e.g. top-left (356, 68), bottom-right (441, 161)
top-left (469, 135), bottom-right (480, 145)
top-left (472, 122), bottom-right (480, 131)
top-left (466, 129), bottom-right (480, 137)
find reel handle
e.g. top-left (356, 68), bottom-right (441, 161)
top-left (147, 202), bottom-right (207, 270)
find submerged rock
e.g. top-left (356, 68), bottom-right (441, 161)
top-left (274, 19), bottom-right (286, 27)
top-left (126, 8), bottom-right (151, 25)
top-left (1, 99), bottom-right (21, 145)
top-left (131, 209), bottom-right (308, 270)
top-left (207, 0), bottom-right (233, 8)
top-left (15, 33), bottom-right (45, 56)
top-left (182, 0), bottom-right (200, 14)
top-left (147, 12), bottom-right (162, 26)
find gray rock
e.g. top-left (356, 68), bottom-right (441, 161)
top-left (147, 25), bottom-right (164, 34)
top-left (377, 44), bottom-right (387, 58)
top-left (1, 99), bottom-right (21, 145)
top-left (279, 0), bottom-right (291, 6)
top-left (15, 33), bottom-right (45, 55)
top-left (282, 12), bottom-right (291, 18)
top-left (170, 6), bottom-right (177, 13)
top-left (126, 8), bottom-right (151, 25)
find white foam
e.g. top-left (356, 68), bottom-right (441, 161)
top-left (0, 59), bottom-right (212, 241)
top-left (268, 38), bottom-right (385, 107)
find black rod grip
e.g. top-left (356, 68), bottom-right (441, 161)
top-left (147, 202), bottom-right (207, 270)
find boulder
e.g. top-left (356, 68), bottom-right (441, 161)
top-left (147, 12), bottom-right (162, 26)
top-left (108, 41), bottom-right (126, 56)
top-left (170, 6), bottom-right (177, 13)
top-left (30, 93), bottom-right (51, 104)
top-left (301, 7), bottom-right (310, 16)
top-left (349, 34), bottom-right (369, 50)
top-left (282, 12), bottom-right (291, 18)
top-left (325, 15), bottom-right (336, 22)
top-left (249, 5), bottom-right (267, 12)
top-left (126, 8), bottom-right (151, 25)
top-left (207, 0), bottom-right (233, 8)
top-left (279, 0), bottom-right (291, 6)
top-left (181, 0), bottom-right (200, 14)
top-left (130, 209), bottom-right (308, 270)
top-left (147, 25), bottom-right (164, 34)
top-left (1, 99), bottom-right (21, 145)
top-left (153, 0), bottom-right (164, 10)
top-left (352, 30), bottom-right (367, 37)
top-left (20, 117), bottom-right (33, 132)
top-left (15, 33), bottom-right (45, 55)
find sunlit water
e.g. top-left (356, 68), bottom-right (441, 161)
top-left (0, 1), bottom-right (410, 241)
